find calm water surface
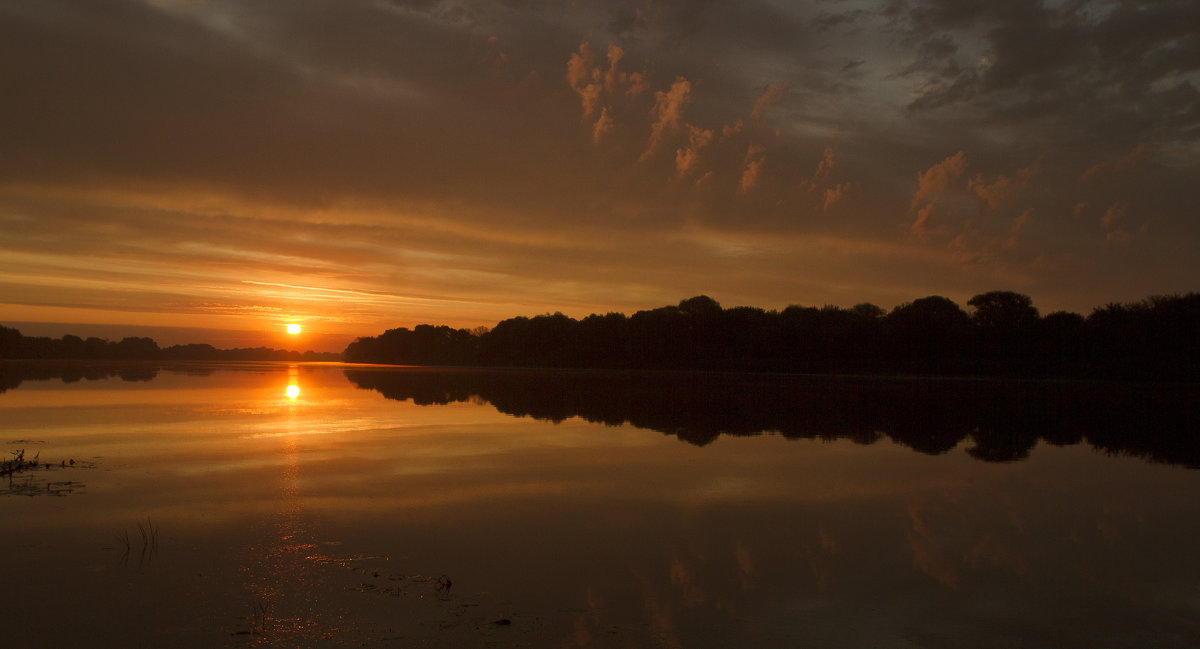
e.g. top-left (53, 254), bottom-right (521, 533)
top-left (2, 362), bottom-right (1198, 648)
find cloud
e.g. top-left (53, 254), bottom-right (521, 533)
top-left (1, 0), bottom-right (1198, 337)
top-left (738, 145), bottom-right (766, 194)
top-left (1101, 202), bottom-right (1127, 229)
top-left (909, 151), bottom-right (967, 235)
top-left (910, 204), bottom-right (937, 236)
top-left (626, 71), bottom-right (649, 98)
top-left (750, 83), bottom-right (788, 121)
top-left (911, 151), bottom-right (967, 211)
top-left (593, 107), bottom-right (615, 143)
top-left (604, 44), bottom-right (626, 92)
top-left (824, 183), bottom-right (851, 211)
top-left (640, 77), bottom-right (692, 162)
top-left (567, 42), bottom-right (603, 118)
top-left (967, 160), bottom-right (1038, 211)
top-left (948, 229), bottom-right (987, 268)
top-left (809, 146), bottom-right (837, 191)
top-left (1004, 208), bottom-right (1034, 248)
top-left (895, 0), bottom-right (1200, 159)
top-left (566, 42), bottom-right (595, 89)
top-left (814, 146), bottom-right (836, 182)
top-left (1011, 208), bottom-right (1033, 235)
top-left (675, 125), bottom-right (715, 178)
top-left (1080, 144), bottom-right (1153, 182)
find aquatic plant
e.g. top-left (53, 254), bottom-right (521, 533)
top-left (3, 449), bottom-right (90, 496)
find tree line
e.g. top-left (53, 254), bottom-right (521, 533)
top-left (0, 326), bottom-right (340, 362)
top-left (343, 291), bottom-right (1200, 379)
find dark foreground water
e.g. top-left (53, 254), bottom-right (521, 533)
top-left (2, 362), bottom-right (1198, 648)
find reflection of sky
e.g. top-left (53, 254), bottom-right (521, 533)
top-left (2, 365), bottom-right (1199, 647)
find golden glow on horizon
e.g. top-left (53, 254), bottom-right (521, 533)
top-left (286, 384), bottom-right (300, 400)
top-left (286, 323), bottom-right (301, 334)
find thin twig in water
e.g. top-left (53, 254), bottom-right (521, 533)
top-left (118, 530), bottom-right (131, 566)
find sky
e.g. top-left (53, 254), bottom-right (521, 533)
top-left (2, 0), bottom-right (1198, 351)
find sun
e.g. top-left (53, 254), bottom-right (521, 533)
top-left (285, 323), bottom-right (302, 335)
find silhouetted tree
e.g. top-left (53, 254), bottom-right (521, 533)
top-left (0, 325), bottom-right (23, 358)
top-left (333, 291), bottom-right (1196, 379)
top-left (967, 291), bottom-right (1040, 370)
top-left (884, 296), bottom-right (973, 373)
top-left (1037, 311), bottom-right (1085, 374)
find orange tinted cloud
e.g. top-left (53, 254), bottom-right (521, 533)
top-left (738, 145), bottom-right (766, 194)
top-left (751, 83), bottom-right (787, 122)
top-left (2, 0), bottom-right (1196, 338)
top-left (911, 151), bottom-right (967, 210)
top-left (1080, 144), bottom-right (1153, 182)
top-left (675, 125), bottom-right (714, 178)
top-left (967, 161), bottom-right (1037, 211)
top-left (567, 42), bottom-right (602, 118)
top-left (640, 77), bottom-right (692, 162)
top-left (824, 182), bottom-right (851, 211)
top-left (814, 146), bottom-right (836, 183)
top-left (911, 203), bottom-right (937, 236)
top-left (1101, 202), bottom-right (1127, 229)
top-left (592, 107), bottom-right (614, 143)
top-left (604, 44), bottom-right (625, 93)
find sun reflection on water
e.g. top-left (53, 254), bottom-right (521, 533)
top-left (285, 365), bottom-right (301, 402)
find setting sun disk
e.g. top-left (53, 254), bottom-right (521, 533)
top-left (286, 324), bottom-right (301, 334)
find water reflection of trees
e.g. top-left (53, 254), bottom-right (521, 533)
top-left (0, 362), bottom-right (159, 393)
top-left (344, 369), bottom-right (1200, 468)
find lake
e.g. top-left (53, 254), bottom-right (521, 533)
top-left (2, 362), bottom-right (1199, 648)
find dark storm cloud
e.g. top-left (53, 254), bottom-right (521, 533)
top-left (893, 0), bottom-right (1200, 149)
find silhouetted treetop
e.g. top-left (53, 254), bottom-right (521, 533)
top-left (342, 292), bottom-right (1200, 380)
top-left (968, 291), bottom-right (1039, 330)
top-left (0, 325), bottom-right (338, 362)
